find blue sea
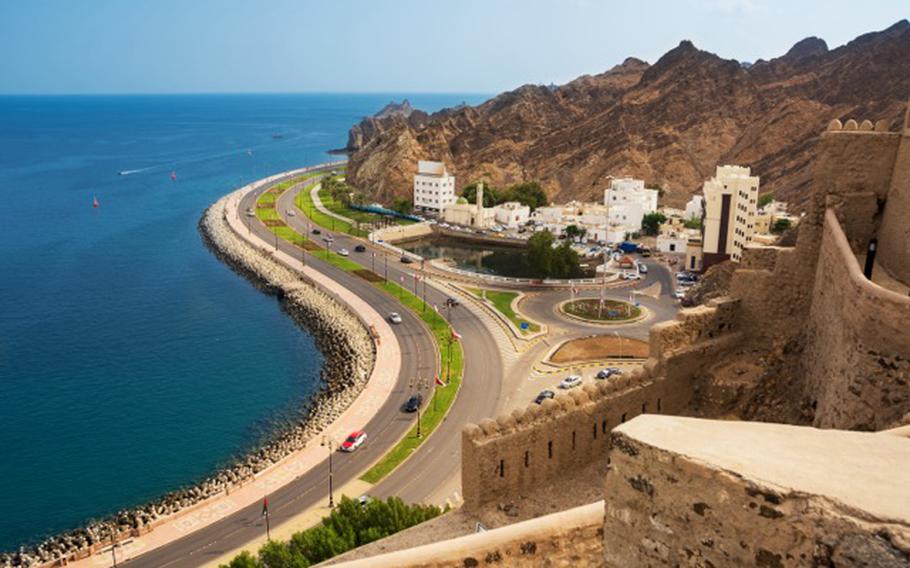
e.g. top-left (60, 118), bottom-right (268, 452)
top-left (0, 93), bottom-right (487, 550)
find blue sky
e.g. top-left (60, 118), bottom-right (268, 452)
top-left (0, 0), bottom-right (907, 95)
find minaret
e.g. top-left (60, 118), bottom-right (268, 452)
top-left (475, 182), bottom-right (485, 228)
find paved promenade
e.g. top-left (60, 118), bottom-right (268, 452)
top-left (66, 168), bottom-right (401, 568)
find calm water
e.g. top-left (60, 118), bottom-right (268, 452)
top-left (0, 93), bottom-right (487, 550)
top-left (399, 237), bottom-right (535, 278)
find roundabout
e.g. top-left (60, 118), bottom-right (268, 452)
top-left (558, 297), bottom-right (648, 325)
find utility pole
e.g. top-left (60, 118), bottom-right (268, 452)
top-left (321, 435), bottom-right (336, 508)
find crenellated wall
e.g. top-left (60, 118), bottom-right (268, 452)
top-left (461, 298), bottom-right (741, 510)
top-left (802, 210), bottom-right (910, 430)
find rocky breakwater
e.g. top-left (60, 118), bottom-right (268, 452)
top-left (1, 191), bottom-right (376, 568)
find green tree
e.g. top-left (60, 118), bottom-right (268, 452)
top-left (683, 217), bottom-right (702, 230)
top-left (640, 212), bottom-right (667, 236)
top-left (390, 198), bottom-right (413, 215)
top-left (527, 231), bottom-right (581, 278)
top-left (564, 224), bottom-right (586, 239)
top-left (758, 192), bottom-right (774, 208)
top-left (259, 540), bottom-right (309, 568)
top-left (504, 181), bottom-right (547, 210)
top-left (224, 551), bottom-right (260, 568)
top-left (771, 218), bottom-right (792, 234)
top-left (461, 182), bottom-right (499, 207)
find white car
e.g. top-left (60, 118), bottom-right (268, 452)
top-left (637, 263), bottom-right (648, 274)
top-left (340, 430), bottom-right (367, 452)
top-left (245, 208), bottom-right (255, 217)
top-left (338, 248), bottom-right (349, 256)
top-left (323, 235), bottom-right (334, 242)
top-left (559, 375), bottom-right (583, 389)
top-left (286, 208), bottom-right (296, 217)
top-left (674, 289), bottom-right (687, 300)
top-left (388, 312), bottom-right (403, 324)
top-left (622, 272), bottom-right (642, 281)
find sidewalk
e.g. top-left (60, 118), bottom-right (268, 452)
top-left (310, 183), bottom-right (355, 225)
top-left (67, 169), bottom-right (400, 568)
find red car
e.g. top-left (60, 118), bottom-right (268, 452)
top-left (340, 430), bottom-right (367, 452)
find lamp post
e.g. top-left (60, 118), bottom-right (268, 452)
top-left (320, 435), bottom-right (336, 508)
top-left (408, 377), bottom-right (427, 438)
top-left (614, 331), bottom-right (622, 361)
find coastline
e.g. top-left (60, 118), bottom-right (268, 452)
top-left (1, 168), bottom-right (383, 568)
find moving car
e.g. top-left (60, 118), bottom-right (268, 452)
top-left (400, 255), bottom-right (414, 264)
top-left (534, 390), bottom-right (555, 404)
top-left (354, 244), bottom-right (366, 252)
top-left (340, 430), bottom-right (367, 452)
top-left (286, 209), bottom-right (296, 217)
top-left (245, 208), bottom-right (255, 217)
top-left (404, 393), bottom-right (423, 413)
top-left (559, 375), bottom-right (583, 389)
top-left (312, 228), bottom-right (321, 235)
top-left (596, 367), bottom-right (622, 380)
top-left (338, 248), bottom-right (349, 256)
top-left (637, 262), bottom-right (648, 274)
top-left (388, 312), bottom-right (403, 324)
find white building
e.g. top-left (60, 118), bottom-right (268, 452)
top-left (702, 165), bottom-right (760, 268)
top-left (684, 195), bottom-right (704, 220)
top-left (413, 160), bottom-right (456, 213)
top-left (492, 201), bottom-right (530, 229)
top-left (657, 231), bottom-right (694, 254)
top-left (603, 178), bottom-right (660, 237)
top-left (442, 182), bottom-right (494, 228)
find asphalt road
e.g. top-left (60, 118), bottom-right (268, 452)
top-left (126, 171), bottom-right (501, 567)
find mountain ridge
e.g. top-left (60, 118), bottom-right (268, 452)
top-left (346, 21), bottom-right (910, 208)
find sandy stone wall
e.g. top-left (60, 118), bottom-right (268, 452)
top-left (802, 210), bottom-right (910, 430)
top-left (877, 117), bottom-right (910, 282)
top-left (331, 502), bottom-right (604, 568)
top-left (603, 416), bottom-right (910, 567)
top-left (461, 300), bottom-right (741, 510)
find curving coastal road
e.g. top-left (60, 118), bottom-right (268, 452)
top-left (125, 170), bottom-right (502, 567)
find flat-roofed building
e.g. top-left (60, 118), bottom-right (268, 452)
top-left (413, 160), bottom-right (456, 213)
top-left (603, 178), bottom-right (660, 237)
top-left (701, 165), bottom-right (759, 268)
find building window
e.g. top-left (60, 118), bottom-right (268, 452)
top-left (499, 459), bottom-right (504, 478)
top-left (548, 440), bottom-right (553, 459)
top-left (572, 431), bottom-right (576, 450)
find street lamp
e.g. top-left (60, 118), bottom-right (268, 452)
top-left (614, 331), bottom-right (623, 361)
top-left (320, 435), bottom-right (336, 508)
top-left (408, 377), bottom-right (427, 438)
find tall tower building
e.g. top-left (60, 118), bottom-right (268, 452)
top-left (701, 165), bottom-right (760, 269)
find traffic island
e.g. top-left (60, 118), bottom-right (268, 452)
top-left (558, 298), bottom-right (648, 325)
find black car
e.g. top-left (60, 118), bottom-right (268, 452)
top-left (354, 244), bottom-right (366, 252)
top-left (311, 228), bottom-right (321, 235)
top-left (596, 367), bottom-right (622, 380)
top-left (533, 390), bottom-right (555, 404)
top-left (404, 393), bottom-right (423, 413)
top-left (400, 255), bottom-right (414, 264)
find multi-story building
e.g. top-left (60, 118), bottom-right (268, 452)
top-left (603, 178), bottom-right (660, 237)
top-left (413, 160), bottom-right (456, 213)
top-left (701, 165), bottom-right (760, 268)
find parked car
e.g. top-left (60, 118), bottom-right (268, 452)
top-left (354, 244), bottom-right (366, 252)
top-left (622, 272), bottom-right (642, 280)
top-left (388, 312), bottom-right (403, 324)
top-left (637, 263), bottom-right (648, 274)
top-left (559, 375), bottom-right (583, 389)
top-left (674, 289), bottom-right (687, 300)
top-left (400, 255), bottom-right (414, 264)
top-left (286, 209), bottom-right (296, 217)
top-left (534, 390), bottom-right (556, 404)
top-left (404, 393), bottom-right (423, 413)
top-left (312, 228), bottom-right (321, 235)
top-left (340, 430), bottom-right (367, 452)
top-left (338, 248), bottom-right (349, 256)
top-left (596, 367), bottom-right (622, 380)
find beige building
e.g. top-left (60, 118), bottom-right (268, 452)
top-left (413, 160), bottom-right (456, 213)
top-left (441, 182), bottom-right (494, 228)
top-left (701, 165), bottom-right (759, 268)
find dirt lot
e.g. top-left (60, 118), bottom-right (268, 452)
top-left (550, 335), bottom-right (649, 363)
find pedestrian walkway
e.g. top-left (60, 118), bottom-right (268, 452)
top-left (67, 170), bottom-right (399, 568)
top-left (311, 183), bottom-right (355, 226)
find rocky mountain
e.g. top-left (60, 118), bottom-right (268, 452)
top-left (345, 21), bottom-right (910, 208)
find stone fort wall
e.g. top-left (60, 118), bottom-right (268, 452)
top-left (802, 209), bottom-right (910, 430)
top-left (461, 298), bottom-right (741, 509)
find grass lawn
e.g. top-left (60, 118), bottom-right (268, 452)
top-left (295, 182), bottom-right (369, 237)
top-left (254, 184), bottom-right (465, 485)
top-left (360, 280), bottom-right (464, 484)
top-left (468, 288), bottom-right (540, 334)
